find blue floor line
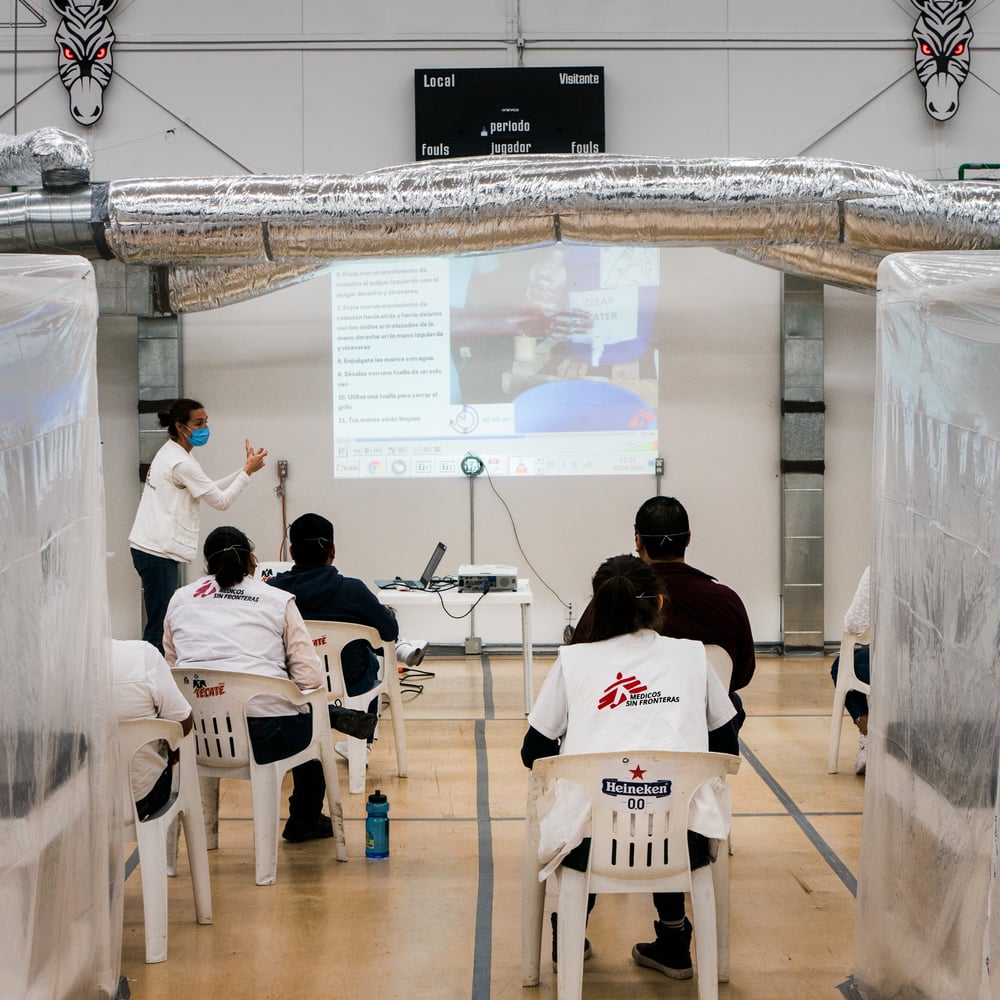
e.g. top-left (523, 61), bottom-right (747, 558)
top-left (739, 738), bottom-right (858, 897)
top-left (472, 718), bottom-right (494, 1000)
top-left (481, 651), bottom-right (495, 721)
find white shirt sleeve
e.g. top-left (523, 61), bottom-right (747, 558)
top-left (705, 659), bottom-right (737, 732)
top-left (526, 653), bottom-right (569, 742)
top-left (171, 454), bottom-right (250, 510)
top-left (144, 643), bottom-right (192, 723)
top-left (843, 565), bottom-right (871, 635)
top-left (283, 600), bottom-right (325, 691)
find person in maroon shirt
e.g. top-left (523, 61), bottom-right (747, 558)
top-left (571, 496), bottom-right (755, 729)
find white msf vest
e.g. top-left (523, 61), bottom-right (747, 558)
top-left (166, 575), bottom-right (297, 716)
top-left (129, 439), bottom-right (202, 562)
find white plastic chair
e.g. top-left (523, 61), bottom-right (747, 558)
top-left (522, 749), bottom-right (740, 1000)
top-left (171, 667), bottom-right (347, 885)
top-left (118, 718), bottom-right (213, 963)
top-left (304, 619), bottom-right (409, 794)
top-left (827, 627), bottom-right (871, 773)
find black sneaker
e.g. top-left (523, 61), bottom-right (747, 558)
top-left (282, 814), bottom-right (334, 843)
top-left (632, 918), bottom-right (693, 979)
top-left (329, 706), bottom-right (378, 741)
top-left (551, 911), bottom-right (593, 972)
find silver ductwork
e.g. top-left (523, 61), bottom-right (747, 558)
top-left (4, 129), bottom-right (1000, 311)
top-left (0, 127), bottom-right (92, 188)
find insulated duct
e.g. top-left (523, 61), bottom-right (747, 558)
top-left (4, 129), bottom-right (1000, 312)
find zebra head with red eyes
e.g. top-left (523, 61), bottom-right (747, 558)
top-left (51, 0), bottom-right (118, 126)
top-left (912, 0), bottom-right (976, 121)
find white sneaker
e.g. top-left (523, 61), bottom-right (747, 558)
top-left (335, 740), bottom-right (371, 766)
top-left (855, 734), bottom-right (868, 775)
top-left (396, 638), bottom-right (428, 667)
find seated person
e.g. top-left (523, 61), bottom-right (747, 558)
top-left (521, 554), bottom-right (739, 978)
top-left (266, 512), bottom-right (424, 763)
top-left (572, 495), bottom-right (755, 729)
top-left (111, 638), bottom-right (192, 821)
top-left (830, 565), bottom-right (871, 775)
top-left (163, 525), bottom-right (376, 843)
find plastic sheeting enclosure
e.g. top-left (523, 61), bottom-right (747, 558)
top-left (0, 256), bottom-right (119, 998)
top-left (856, 252), bottom-right (1000, 1000)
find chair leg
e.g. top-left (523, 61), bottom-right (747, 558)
top-left (712, 842), bottom-right (731, 982)
top-left (134, 823), bottom-right (170, 964)
top-left (384, 669), bottom-right (409, 779)
top-left (556, 869), bottom-right (589, 1000)
top-left (319, 744), bottom-right (349, 862)
top-left (690, 867), bottom-right (720, 1000)
top-left (248, 766), bottom-right (284, 886)
top-left (521, 861), bottom-right (546, 986)
top-left (347, 737), bottom-right (367, 795)
top-left (828, 685), bottom-right (849, 773)
top-left (165, 816), bottom-right (179, 877)
top-left (198, 775), bottom-right (221, 849)
top-left (180, 802), bottom-right (213, 925)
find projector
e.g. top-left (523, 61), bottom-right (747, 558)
top-left (457, 564), bottom-right (518, 593)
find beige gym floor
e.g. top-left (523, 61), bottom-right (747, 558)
top-left (120, 652), bottom-right (865, 999)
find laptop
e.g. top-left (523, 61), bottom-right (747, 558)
top-left (376, 541), bottom-right (447, 590)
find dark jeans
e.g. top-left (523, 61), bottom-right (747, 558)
top-left (247, 714), bottom-right (325, 824)
top-left (131, 548), bottom-right (181, 654)
top-left (135, 762), bottom-right (173, 821)
top-left (830, 644), bottom-right (871, 722)
top-left (564, 830), bottom-right (712, 924)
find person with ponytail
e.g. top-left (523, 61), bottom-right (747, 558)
top-left (162, 526), bottom-right (377, 843)
top-left (521, 553), bottom-right (738, 980)
top-left (128, 398), bottom-right (268, 652)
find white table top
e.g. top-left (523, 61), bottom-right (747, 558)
top-left (375, 579), bottom-right (533, 605)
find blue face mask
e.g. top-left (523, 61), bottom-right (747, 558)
top-left (187, 426), bottom-right (210, 447)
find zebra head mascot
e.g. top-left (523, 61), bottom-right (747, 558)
top-left (912, 0), bottom-right (976, 121)
top-left (51, 0), bottom-right (118, 126)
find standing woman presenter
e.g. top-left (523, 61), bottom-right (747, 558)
top-left (128, 398), bottom-right (268, 651)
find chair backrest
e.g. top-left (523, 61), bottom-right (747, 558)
top-left (704, 645), bottom-right (733, 692)
top-left (303, 619), bottom-right (395, 702)
top-left (255, 560), bottom-right (293, 582)
top-left (171, 667), bottom-right (314, 771)
top-left (531, 750), bottom-right (739, 884)
top-left (118, 717), bottom-right (184, 826)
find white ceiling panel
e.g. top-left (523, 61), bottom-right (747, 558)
top-left (304, 47), bottom-right (508, 173)
top-left (114, 51), bottom-right (305, 175)
top-left (520, 1), bottom-right (728, 37)
top-left (303, 1), bottom-right (506, 36)
top-left (111, 1), bottom-right (304, 37)
top-left (728, 49), bottom-right (916, 157)
top-left (806, 72), bottom-right (999, 177)
top-left (728, 1), bottom-right (913, 37)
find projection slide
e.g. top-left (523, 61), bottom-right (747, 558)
top-left (332, 244), bottom-right (660, 478)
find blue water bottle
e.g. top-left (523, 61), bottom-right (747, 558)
top-left (365, 789), bottom-right (390, 859)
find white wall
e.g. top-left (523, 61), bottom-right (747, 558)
top-left (7, 0), bottom-right (992, 642)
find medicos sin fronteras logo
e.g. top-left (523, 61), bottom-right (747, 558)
top-left (597, 672), bottom-right (679, 711)
top-left (193, 579), bottom-right (218, 598)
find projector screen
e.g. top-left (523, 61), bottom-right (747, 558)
top-left (332, 243), bottom-right (660, 478)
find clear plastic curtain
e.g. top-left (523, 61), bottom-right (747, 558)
top-left (0, 255), bottom-right (120, 998)
top-left (856, 251), bottom-right (1000, 1000)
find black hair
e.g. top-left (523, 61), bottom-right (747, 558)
top-left (634, 495), bottom-right (690, 560)
top-left (204, 525), bottom-right (254, 590)
top-left (288, 513), bottom-right (334, 570)
top-left (157, 398), bottom-right (205, 441)
top-left (587, 554), bottom-right (663, 643)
